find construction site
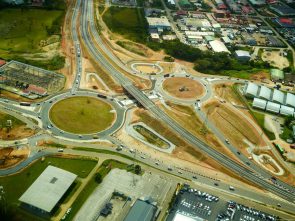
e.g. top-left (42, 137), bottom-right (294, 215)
top-left (0, 60), bottom-right (65, 99)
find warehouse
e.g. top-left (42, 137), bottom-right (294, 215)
top-left (244, 82), bottom-right (259, 98)
top-left (271, 89), bottom-right (285, 104)
top-left (146, 17), bottom-right (171, 32)
top-left (280, 105), bottom-right (294, 116)
top-left (19, 166), bottom-right (77, 216)
top-left (266, 101), bottom-right (281, 113)
top-left (234, 50), bottom-right (251, 62)
top-left (252, 98), bottom-right (267, 110)
top-left (285, 93), bottom-right (295, 107)
top-left (258, 86), bottom-right (271, 100)
top-left (124, 199), bottom-right (158, 221)
top-left (209, 40), bottom-right (230, 53)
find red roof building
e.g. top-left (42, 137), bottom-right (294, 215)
top-left (0, 60), bottom-right (6, 67)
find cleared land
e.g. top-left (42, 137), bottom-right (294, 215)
top-left (213, 83), bottom-right (245, 106)
top-left (0, 147), bottom-right (29, 169)
top-left (0, 111), bottom-right (35, 140)
top-left (49, 97), bottom-right (115, 134)
top-left (163, 77), bottom-right (205, 99)
top-left (203, 100), bottom-right (266, 150)
top-left (102, 7), bottom-right (147, 43)
top-left (0, 156), bottom-right (97, 221)
top-left (0, 8), bottom-right (65, 70)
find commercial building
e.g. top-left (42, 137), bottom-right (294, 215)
top-left (234, 50), bottom-right (251, 62)
top-left (124, 199), bottom-right (158, 221)
top-left (146, 17), bottom-right (171, 33)
top-left (271, 89), bottom-right (284, 104)
top-left (252, 98), bottom-right (267, 110)
top-left (209, 40), bottom-right (230, 53)
top-left (258, 86), bottom-right (271, 100)
top-left (270, 69), bottom-right (284, 81)
top-left (19, 166), bottom-right (77, 216)
top-left (244, 82), bottom-right (259, 98)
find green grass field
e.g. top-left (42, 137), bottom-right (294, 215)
top-left (102, 7), bottom-right (147, 43)
top-left (0, 111), bottom-right (26, 128)
top-left (0, 156), bottom-right (97, 221)
top-left (49, 97), bottom-right (115, 134)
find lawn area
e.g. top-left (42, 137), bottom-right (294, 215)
top-left (49, 97), bottom-right (115, 134)
top-left (0, 111), bottom-right (26, 128)
top-left (251, 111), bottom-right (276, 140)
top-left (0, 156), bottom-right (97, 220)
top-left (102, 6), bottom-right (148, 43)
top-left (63, 159), bottom-right (139, 221)
top-left (0, 8), bottom-right (65, 70)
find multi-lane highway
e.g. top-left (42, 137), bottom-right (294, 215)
top-left (78, 0), bottom-right (295, 203)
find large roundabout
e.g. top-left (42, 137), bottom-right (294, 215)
top-left (48, 96), bottom-right (118, 135)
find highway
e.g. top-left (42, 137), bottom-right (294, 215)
top-left (78, 0), bottom-right (295, 203)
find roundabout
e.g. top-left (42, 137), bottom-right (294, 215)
top-left (162, 77), bottom-right (205, 100)
top-left (49, 96), bottom-right (115, 134)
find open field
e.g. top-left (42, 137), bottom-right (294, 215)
top-left (0, 111), bottom-right (35, 140)
top-left (261, 50), bottom-right (289, 69)
top-left (49, 97), bottom-right (115, 134)
top-left (213, 83), bottom-right (246, 106)
top-left (0, 156), bottom-right (97, 220)
top-left (102, 7), bottom-right (147, 43)
top-left (0, 147), bottom-right (29, 169)
top-left (0, 8), bottom-right (65, 70)
top-left (203, 100), bottom-right (266, 150)
top-left (163, 77), bottom-right (205, 99)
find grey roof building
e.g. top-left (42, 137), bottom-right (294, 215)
top-left (258, 86), bottom-right (271, 100)
top-left (252, 98), bottom-right (267, 110)
top-left (280, 105), bottom-right (294, 116)
top-left (244, 82), bottom-right (259, 98)
top-left (266, 102), bottom-right (281, 113)
top-left (234, 50), bottom-right (251, 62)
top-left (19, 166), bottom-right (77, 214)
top-left (124, 199), bottom-right (158, 221)
top-left (271, 89), bottom-right (285, 104)
top-left (285, 93), bottom-right (295, 107)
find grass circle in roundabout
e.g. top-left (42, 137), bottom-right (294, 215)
top-left (49, 96), bottom-right (116, 134)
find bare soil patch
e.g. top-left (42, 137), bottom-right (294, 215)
top-left (262, 51), bottom-right (289, 69)
top-left (0, 126), bottom-right (35, 140)
top-left (213, 83), bottom-right (245, 106)
top-left (0, 147), bottom-right (29, 169)
top-left (163, 77), bottom-right (205, 99)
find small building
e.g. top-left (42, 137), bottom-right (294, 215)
top-left (234, 50), bottom-right (251, 62)
top-left (270, 69), bottom-right (284, 81)
top-left (0, 60), bottom-right (6, 67)
top-left (124, 199), bottom-right (158, 221)
top-left (280, 105), bottom-right (294, 116)
top-left (266, 101), bottom-right (281, 113)
top-left (222, 36), bottom-right (232, 44)
top-left (244, 82), bottom-right (259, 98)
top-left (285, 93), bottom-right (295, 107)
top-left (252, 98), bottom-right (267, 110)
top-left (150, 33), bottom-right (160, 41)
top-left (19, 166), bottom-right (77, 216)
top-left (209, 40), bottom-right (230, 53)
top-left (258, 86), bottom-right (271, 100)
top-left (271, 89), bottom-right (284, 104)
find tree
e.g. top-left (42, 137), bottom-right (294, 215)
top-left (95, 173), bottom-right (102, 183)
top-left (134, 165), bottom-right (141, 175)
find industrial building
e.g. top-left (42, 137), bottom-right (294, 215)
top-left (266, 101), bottom-right (281, 113)
top-left (270, 3), bottom-right (295, 16)
top-left (209, 40), bottom-right (230, 53)
top-left (124, 199), bottom-right (158, 221)
top-left (285, 93), bottom-right (295, 107)
top-left (258, 86), bottom-right (271, 100)
top-left (252, 98), bottom-right (267, 110)
top-left (146, 17), bottom-right (171, 33)
top-left (271, 89), bottom-right (284, 104)
top-left (234, 50), bottom-right (251, 62)
top-left (19, 166), bottom-right (77, 216)
top-left (244, 82), bottom-right (259, 98)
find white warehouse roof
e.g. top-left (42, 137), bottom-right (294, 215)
top-left (258, 86), bottom-right (271, 100)
top-left (266, 102), bottom-right (281, 113)
top-left (235, 50), bottom-right (251, 58)
top-left (244, 82), bottom-right (259, 97)
top-left (19, 166), bottom-right (77, 213)
top-left (285, 93), bottom-right (295, 107)
top-left (252, 98), bottom-right (267, 110)
top-left (280, 105), bottom-right (294, 116)
top-left (209, 40), bottom-right (230, 53)
top-left (272, 89), bottom-right (285, 104)
top-left (146, 17), bottom-right (171, 28)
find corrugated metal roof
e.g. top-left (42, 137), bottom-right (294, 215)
top-left (252, 98), bottom-right (267, 110)
top-left (19, 166), bottom-right (77, 213)
top-left (266, 102), bottom-right (281, 113)
top-left (258, 86), bottom-right (271, 100)
top-left (280, 105), bottom-right (294, 116)
top-left (285, 93), bottom-right (295, 107)
top-left (245, 83), bottom-right (259, 97)
top-left (272, 89), bottom-right (285, 104)
top-left (124, 200), bottom-right (157, 221)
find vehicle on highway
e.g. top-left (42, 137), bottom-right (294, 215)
top-left (58, 148), bottom-right (64, 152)
top-left (116, 146), bottom-right (122, 151)
top-left (229, 186), bottom-right (235, 191)
top-left (225, 139), bottom-right (230, 144)
top-left (20, 102), bottom-right (31, 106)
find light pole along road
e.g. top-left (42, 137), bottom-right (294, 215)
top-left (76, 0), bottom-right (295, 203)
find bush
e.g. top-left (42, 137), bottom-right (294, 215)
top-left (95, 173), bottom-right (102, 183)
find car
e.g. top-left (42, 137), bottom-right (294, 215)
top-left (47, 125), bottom-right (52, 129)
top-left (155, 162), bottom-right (159, 165)
top-left (214, 182), bottom-right (219, 186)
top-left (229, 186), bottom-right (235, 191)
top-left (225, 139), bottom-right (230, 144)
top-left (178, 170), bottom-right (182, 174)
top-left (246, 162), bottom-right (250, 165)
top-left (141, 156), bottom-right (146, 159)
top-left (38, 116), bottom-right (41, 119)
top-left (192, 175), bottom-right (197, 179)
top-left (58, 148), bottom-right (64, 152)
top-left (78, 135), bottom-right (82, 138)
top-left (116, 146), bottom-right (122, 151)
top-left (168, 167), bottom-right (172, 171)
top-left (237, 151), bottom-right (240, 155)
